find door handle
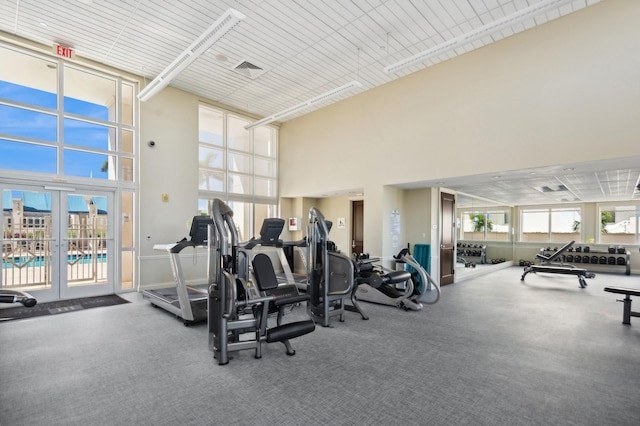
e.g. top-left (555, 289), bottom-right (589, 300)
top-left (352, 240), bottom-right (356, 249)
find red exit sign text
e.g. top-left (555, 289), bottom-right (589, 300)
top-left (53, 44), bottom-right (74, 59)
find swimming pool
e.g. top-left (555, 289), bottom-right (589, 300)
top-left (2, 253), bottom-right (107, 268)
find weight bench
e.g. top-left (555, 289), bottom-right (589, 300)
top-left (521, 264), bottom-right (595, 288)
top-left (521, 240), bottom-right (595, 288)
top-left (604, 286), bottom-right (640, 325)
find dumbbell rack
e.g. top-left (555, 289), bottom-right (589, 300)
top-left (457, 242), bottom-right (487, 264)
top-left (539, 247), bottom-right (631, 275)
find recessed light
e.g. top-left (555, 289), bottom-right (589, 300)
top-left (492, 175), bottom-right (501, 179)
top-left (214, 54), bottom-right (228, 62)
top-left (563, 167), bottom-right (574, 172)
top-left (39, 22), bottom-right (47, 27)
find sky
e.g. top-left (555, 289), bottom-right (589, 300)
top-left (0, 80), bottom-right (110, 179)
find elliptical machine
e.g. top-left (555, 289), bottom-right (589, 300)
top-left (354, 245), bottom-right (440, 311)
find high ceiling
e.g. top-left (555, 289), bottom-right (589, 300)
top-left (2, 0), bottom-right (636, 206)
top-left (0, 0), bottom-right (601, 122)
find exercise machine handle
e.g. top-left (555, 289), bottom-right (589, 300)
top-left (0, 289), bottom-right (37, 307)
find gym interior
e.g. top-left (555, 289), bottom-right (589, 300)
top-left (1, 1), bottom-right (639, 425)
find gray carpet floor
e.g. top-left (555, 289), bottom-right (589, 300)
top-left (1, 267), bottom-right (639, 426)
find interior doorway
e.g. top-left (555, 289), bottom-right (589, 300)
top-left (351, 200), bottom-right (363, 255)
top-left (440, 192), bottom-right (456, 286)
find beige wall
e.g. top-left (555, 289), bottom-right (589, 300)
top-left (117, 0), bottom-right (640, 287)
top-left (278, 0), bottom-right (640, 261)
top-left (138, 87), bottom-right (205, 289)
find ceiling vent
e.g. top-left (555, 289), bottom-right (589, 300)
top-left (231, 60), bottom-right (266, 79)
top-left (538, 185), bottom-right (569, 193)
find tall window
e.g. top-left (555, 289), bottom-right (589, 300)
top-left (460, 209), bottom-right (510, 241)
top-left (599, 205), bottom-right (640, 245)
top-left (0, 44), bottom-right (135, 182)
top-left (520, 208), bottom-right (581, 243)
top-left (198, 104), bottom-right (278, 239)
top-left (0, 42), bottom-right (137, 290)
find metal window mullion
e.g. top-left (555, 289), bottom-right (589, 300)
top-left (115, 77), bottom-right (122, 181)
top-left (223, 110), bottom-right (228, 193)
top-left (57, 59), bottom-right (64, 177)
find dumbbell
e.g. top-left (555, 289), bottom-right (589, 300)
top-left (590, 256), bottom-right (599, 264)
top-left (617, 246), bottom-right (626, 254)
top-left (617, 257), bottom-right (626, 265)
top-left (582, 255), bottom-right (590, 263)
top-left (599, 256), bottom-right (607, 264)
top-left (566, 255), bottom-right (574, 262)
top-left (607, 256), bottom-right (616, 265)
top-left (584, 246), bottom-right (591, 253)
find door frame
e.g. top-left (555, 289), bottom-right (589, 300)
top-left (351, 200), bottom-right (364, 256)
top-left (440, 191), bottom-right (456, 286)
top-left (1, 182), bottom-right (115, 302)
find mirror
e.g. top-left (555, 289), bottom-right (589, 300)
top-left (455, 193), bottom-right (514, 279)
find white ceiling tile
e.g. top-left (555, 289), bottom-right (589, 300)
top-left (0, 0), bottom-right (622, 206)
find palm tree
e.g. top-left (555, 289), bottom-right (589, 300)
top-left (470, 213), bottom-right (492, 232)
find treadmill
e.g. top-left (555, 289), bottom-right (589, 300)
top-left (142, 216), bottom-right (213, 325)
top-left (239, 218), bottom-right (307, 287)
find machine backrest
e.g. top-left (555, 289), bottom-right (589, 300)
top-left (252, 253), bottom-right (279, 291)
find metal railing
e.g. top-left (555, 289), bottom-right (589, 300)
top-left (2, 222), bottom-right (107, 289)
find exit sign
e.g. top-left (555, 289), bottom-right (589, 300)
top-left (53, 43), bottom-right (74, 59)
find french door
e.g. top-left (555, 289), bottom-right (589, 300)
top-left (1, 184), bottom-right (114, 303)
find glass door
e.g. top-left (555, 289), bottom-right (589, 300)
top-left (1, 185), bottom-right (114, 303)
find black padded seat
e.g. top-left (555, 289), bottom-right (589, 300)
top-left (252, 253), bottom-right (315, 345)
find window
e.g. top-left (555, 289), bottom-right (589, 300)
top-left (521, 208), bottom-right (581, 243)
top-left (460, 209), bottom-right (510, 241)
top-left (0, 42), bottom-right (138, 293)
top-left (0, 44), bottom-right (136, 182)
top-left (198, 104), bottom-right (278, 239)
top-left (599, 205), bottom-right (639, 245)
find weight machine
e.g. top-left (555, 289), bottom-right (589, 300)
top-left (306, 207), bottom-right (367, 327)
top-left (207, 199), bottom-right (315, 365)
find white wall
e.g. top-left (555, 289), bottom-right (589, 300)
top-left (278, 0), bottom-right (640, 258)
top-left (138, 87), bottom-right (203, 289)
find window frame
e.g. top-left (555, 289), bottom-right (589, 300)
top-left (597, 203), bottom-right (640, 245)
top-left (459, 208), bottom-right (511, 241)
top-left (520, 207), bottom-right (582, 243)
top-left (198, 104), bottom-right (279, 238)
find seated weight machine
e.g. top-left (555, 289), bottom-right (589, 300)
top-left (520, 240), bottom-right (595, 288)
top-left (207, 199), bottom-right (315, 365)
top-left (306, 207), bottom-right (367, 327)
